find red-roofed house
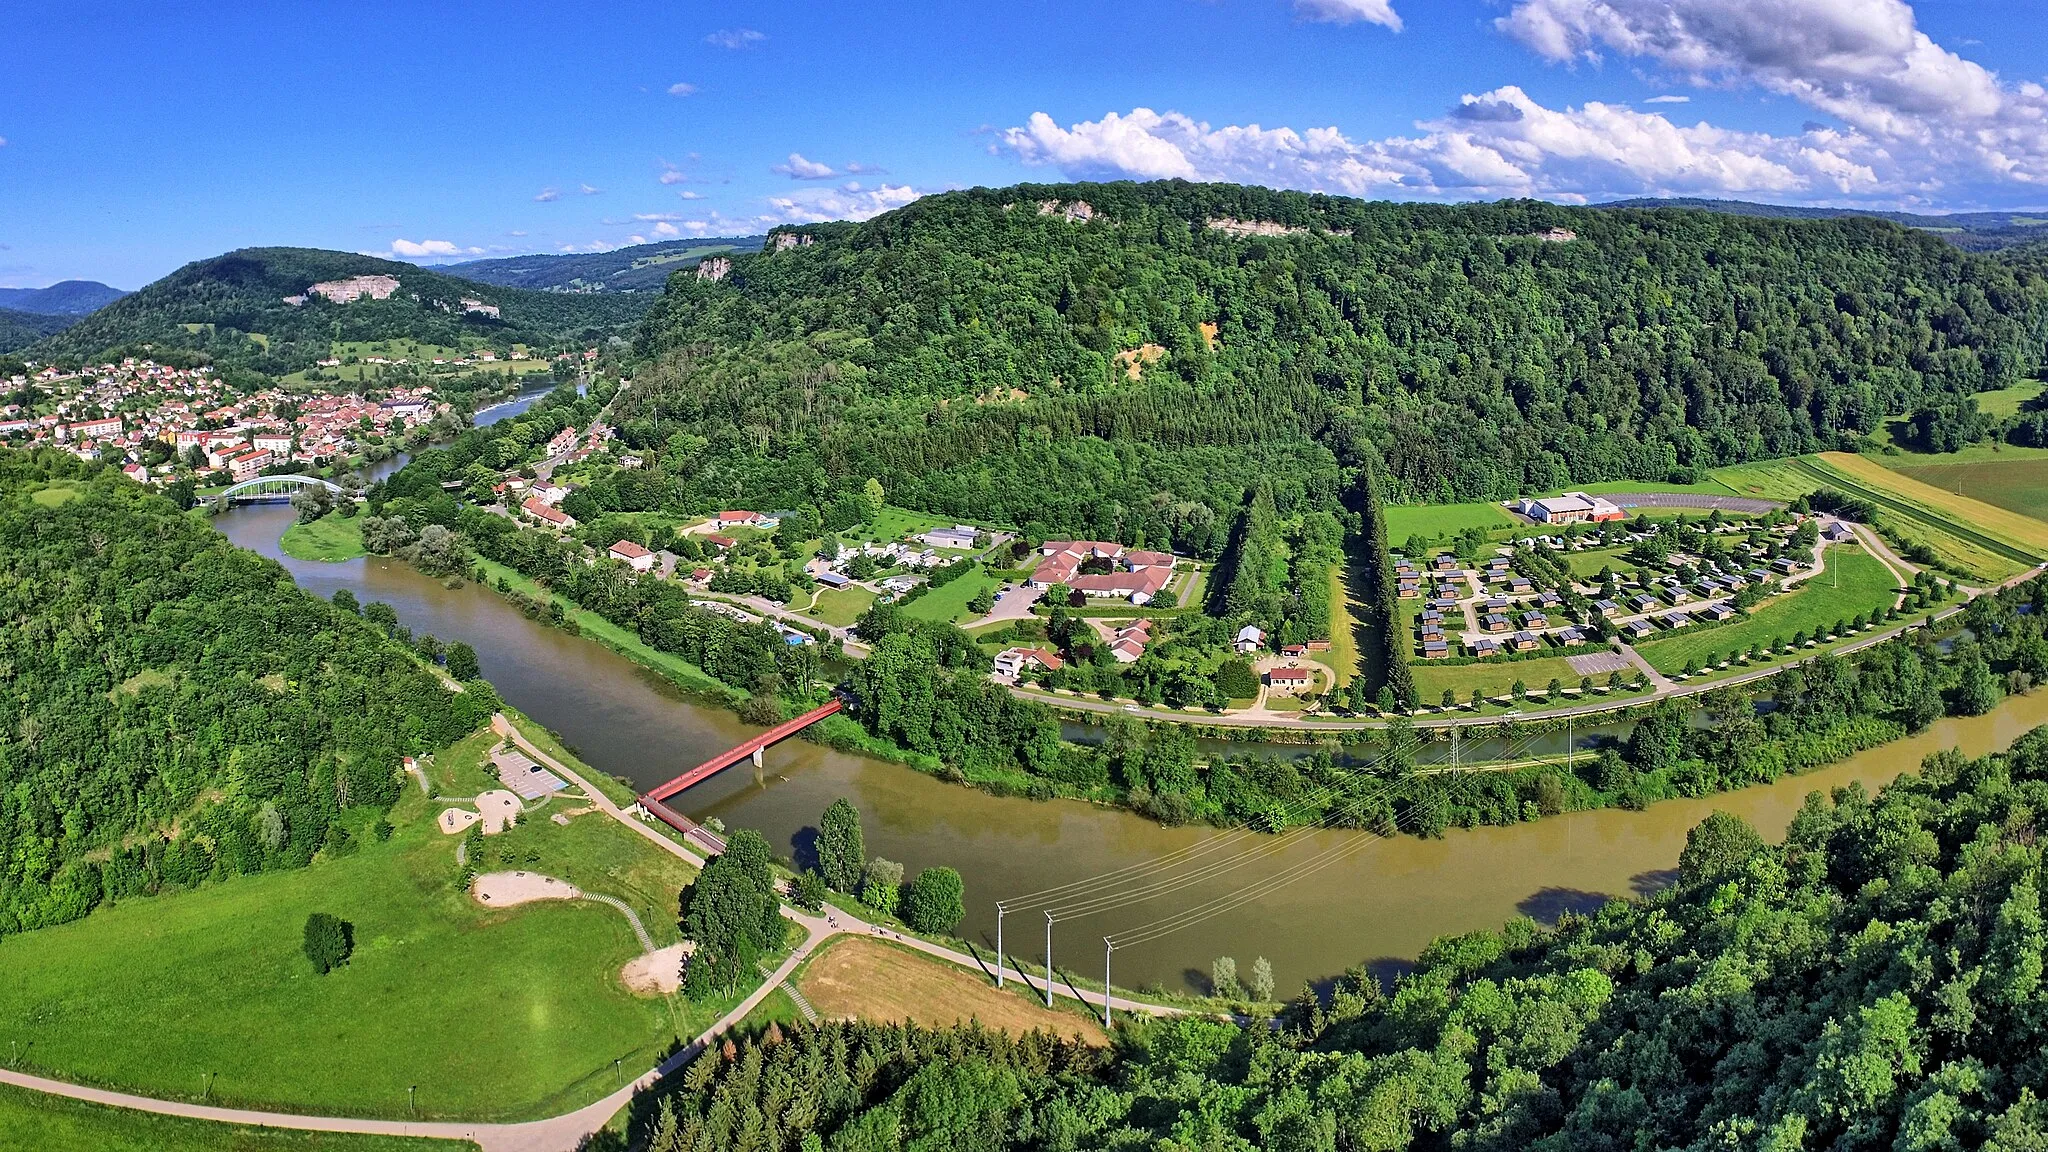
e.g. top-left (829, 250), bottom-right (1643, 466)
top-left (523, 497), bottom-right (574, 529)
top-left (608, 539), bottom-right (656, 572)
top-left (1266, 667), bottom-right (1313, 693)
top-left (992, 646), bottom-right (1065, 680)
top-left (716, 510), bottom-right (776, 529)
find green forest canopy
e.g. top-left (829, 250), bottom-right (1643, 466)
top-left (0, 448), bottom-right (499, 938)
top-left (613, 180), bottom-right (2047, 547)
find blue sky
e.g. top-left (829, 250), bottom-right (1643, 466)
top-left (4, 0), bottom-right (2047, 289)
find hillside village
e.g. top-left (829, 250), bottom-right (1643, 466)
top-left (1, 357), bottom-right (457, 485)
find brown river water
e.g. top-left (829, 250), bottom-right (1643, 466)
top-left (215, 497), bottom-right (2048, 994)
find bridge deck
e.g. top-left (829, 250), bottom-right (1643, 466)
top-left (643, 698), bottom-right (844, 803)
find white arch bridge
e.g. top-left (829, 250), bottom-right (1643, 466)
top-left (216, 474), bottom-right (352, 504)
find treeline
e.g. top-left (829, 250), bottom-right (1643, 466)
top-left (610, 722), bottom-right (2048, 1152)
top-left (1208, 483), bottom-right (1344, 644)
top-left (0, 449), bottom-right (499, 937)
top-left (1356, 467), bottom-right (1414, 706)
top-left (616, 179), bottom-right (2045, 537)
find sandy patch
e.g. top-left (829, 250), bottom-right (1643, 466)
top-left (798, 935), bottom-right (1108, 1044)
top-left (475, 790), bottom-right (522, 833)
top-left (472, 871), bottom-right (581, 907)
top-left (438, 808), bottom-right (481, 835)
top-left (622, 942), bottom-right (693, 996)
top-left (1112, 343), bottom-right (1165, 381)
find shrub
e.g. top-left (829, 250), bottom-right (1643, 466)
top-left (303, 912), bottom-right (353, 974)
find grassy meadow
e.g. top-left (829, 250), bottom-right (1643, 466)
top-left (0, 726), bottom-right (713, 1123)
top-left (279, 511), bottom-right (367, 562)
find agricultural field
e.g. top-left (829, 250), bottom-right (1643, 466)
top-left (1809, 452), bottom-right (2048, 563)
top-left (1634, 545), bottom-right (1901, 675)
top-left (1892, 455), bottom-right (2048, 526)
top-left (794, 935), bottom-right (1108, 1044)
top-left (0, 725), bottom-right (715, 1123)
top-left (0, 1084), bottom-right (473, 1152)
top-left (278, 510), bottom-right (367, 562)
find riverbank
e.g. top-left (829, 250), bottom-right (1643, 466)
top-left (280, 510), bottom-right (367, 561)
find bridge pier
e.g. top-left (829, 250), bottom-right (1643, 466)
top-left (752, 746), bottom-right (764, 768)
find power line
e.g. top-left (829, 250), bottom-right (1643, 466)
top-left (1105, 732), bottom-right (1539, 950)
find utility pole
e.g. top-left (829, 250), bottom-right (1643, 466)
top-left (1044, 912), bottom-right (1054, 1008)
top-left (995, 903), bottom-right (1005, 988)
top-left (1103, 939), bottom-right (1114, 1028)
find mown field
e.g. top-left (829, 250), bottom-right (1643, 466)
top-left (1381, 501), bottom-right (1515, 544)
top-left (1410, 652), bottom-right (1631, 705)
top-left (0, 1084), bottom-right (473, 1152)
top-left (901, 567), bottom-right (1000, 625)
top-left (1635, 545), bottom-right (1901, 675)
top-left (0, 723), bottom-right (711, 1123)
top-left (794, 935), bottom-right (1108, 1044)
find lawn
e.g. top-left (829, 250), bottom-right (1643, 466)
top-left (1381, 501), bottom-right (1516, 545)
top-left (846, 505), bottom-right (962, 544)
top-left (1564, 545), bottom-right (1635, 579)
top-left (1318, 562), bottom-right (1360, 689)
top-left (279, 511), bottom-right (367, 562)
top-left (1411, 652), bottom-right (1626, 704)
top-left (901, 566), bottom-right (999, 625)
top-left (0, 1084), bottom-right (473, 1152)
top-left (29, 480), bottom-right (83, 507)
top-left (1893, 455), bottom-right (2048, 526)
top-left (807, 585), bottom-right (877, 627)
top-left (0, 736), bottom-right (711, 1123)
top-left (794, 935), bottom-right (1108, 1044)
top-left (1634, 545), bottom-right (1901, 675)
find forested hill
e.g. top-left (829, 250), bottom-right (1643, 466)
top-left (641, 728), bottom-right (2048, 1151)
top-left (622, 181), bottom-right (2046, 538)
top-left (1601, 196), bottom-right (2048, 251)
top-left (31, 247), bottom-right (649, 380)
top-left (443, 235), bottom-right (765, 294)
top-left (0, 306), bottom-right (75, 354)
top-left (0, 449), bottom-right (499, 937)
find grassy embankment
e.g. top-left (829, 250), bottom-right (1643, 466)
top-left (0, 721), bottom-right (726, 1124)
top-left (0, 1084), bottom-right (474, 1152)
top-left (789, 935), bottom-right (1109, 1045)
top-left (472, 555), bottom-right (732, 700)
top-left (279, 511), bottom-right (367, 562)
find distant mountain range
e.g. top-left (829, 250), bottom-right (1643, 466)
top-left (1600, 198), bottom-right (2048, 250)
top-left (31, 247), bottom-right (651, 374)
top-left (442, 235), bottom-right (764, 293)
top-left (0, 280), bottom-right (129, 315)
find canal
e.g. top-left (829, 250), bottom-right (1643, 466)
top-left (213, 465), bottom-right (2048, 994)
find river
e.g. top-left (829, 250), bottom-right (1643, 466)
top-left (212, 459), bottom-right (2048, 994)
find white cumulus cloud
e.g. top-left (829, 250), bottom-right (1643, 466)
top-left (667, 82), bottom-right (697, 97)
top-left (1002, 94), bottom-right (1896, 203)
top-left (765, 183), bottom-right (923, 224)
top-left (387, 239), bottom-right (484, 259)
top-left (659, 169), bottom-right (686, 185)
top-left (533, 187), bottom-right (560, 202)
top-left (1494, 0), bottom-right (2048, 184)
top-left (1295, 0), bottom-right (1402, 32)
top-left (773, 152), bottom-right (841, 180)
top-left (653, 222), bottom-right (680, 236)
top-left (580, 183), bottom-right (603, 195)
top-left (676, 189), bottom-right (706, 200)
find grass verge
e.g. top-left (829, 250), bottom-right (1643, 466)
top-left (0, 1083), bottom-right (474, 1152)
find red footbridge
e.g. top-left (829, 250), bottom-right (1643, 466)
top-left (637, 699), bottom-right (845, 856)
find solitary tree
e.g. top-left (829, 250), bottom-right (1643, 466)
top-left (303, 912), bottom-right (353, 974)
top-left (861, 857), bottom-right (904, 916)
top-left (1211, 955), bottom-right (1242, 999)
top-left (816, 798), bottom-right (866, 893)
top-left (901, 866), bottom-right (965, 934)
